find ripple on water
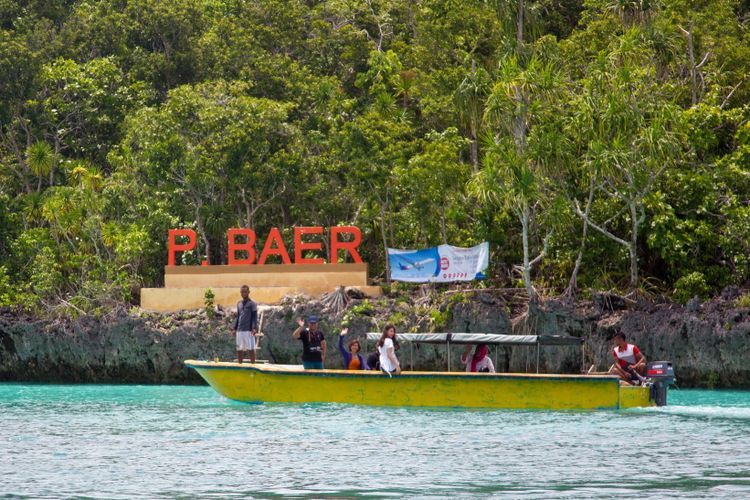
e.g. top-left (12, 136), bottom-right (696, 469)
top-left (1, 385), bottom-right (749, 498)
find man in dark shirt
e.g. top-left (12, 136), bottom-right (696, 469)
top-left (292, 315), bottom-right (327, 369)
top-left (232, 285), bottom-right (258, 364)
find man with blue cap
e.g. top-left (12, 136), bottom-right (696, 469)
top-left (292, 315), bottom-right (327, 369)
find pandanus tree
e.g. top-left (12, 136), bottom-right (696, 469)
top-left (570, 29), bottom-right (685, 289)
top-left (26, 141), bottom-right (55, 192)
top-left (455, 59), bottom-right (491, 171)
top-left (472, 50), bottom-right (567, 300)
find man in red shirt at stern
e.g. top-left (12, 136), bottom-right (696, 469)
top-left (609, 332), bottom-right (646, 385)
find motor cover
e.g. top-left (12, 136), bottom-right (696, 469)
top-left (646, 361), bottom-right (675, 383)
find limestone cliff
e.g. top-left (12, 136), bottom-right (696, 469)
top-left (0, 292), bottom-right (748, 387)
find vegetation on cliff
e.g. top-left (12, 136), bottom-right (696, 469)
top-left (2, 289), bottom-right (749, 387)
top-left (1, 1), bottom-right (750, 315)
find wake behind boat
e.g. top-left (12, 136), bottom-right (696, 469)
top-left (186, 333), bottom-right (676, 410)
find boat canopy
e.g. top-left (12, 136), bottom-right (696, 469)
top-left (364, 332), bottom-right (583, 346)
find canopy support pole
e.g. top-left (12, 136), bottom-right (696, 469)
top-left (581, 343), bottom-right (585, 374)
top-left (536, 343), bottom-right (540, 374)
top-left (448, 341), bottom-right (452, 372)
top-left (410, 342), bottom-right (414, 371)
top-left (525, 347), bottom-right (529, 373)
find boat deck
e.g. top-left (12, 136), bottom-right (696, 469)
top-left (185, 360), bottom-right (653, 409)
top-left (186, 360), bottom-right (620, 381)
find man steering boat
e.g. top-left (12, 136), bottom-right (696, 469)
top-left (610, 332), bottom-right (646, 385)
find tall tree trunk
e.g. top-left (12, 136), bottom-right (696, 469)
top-left (380, 204), bottom-right (391, 286)
top-left (520, 204), bottom-right (535, 299)
top-left (566, 221), bottom-right (588, 298)
top-left (440, 206), bottom-right (448, 244)
top-left (566, 181), bottom-right (595, 298)
top-left (516, 0), bottom-right (524, 50)
top-left (387, 190), bottom-right (394, 247)
top-left (195, 205), bottom-right (211, 265)
top-left (687, 30), bottom-right (697, 105)
top-left (511, 78), bottom-right (532, 300)
top-left (680, 26), bottom-right (698, 105)
top-left (470, 124), bottom-right (478, 171)
top-left (469, 59), bottom-right (479, 171)
top-left (629, 201), bottom-right (639, 287)
top-left (512, 86), bottom-right (527, 149)
top-left (51, 136), bottom-right (60, 188)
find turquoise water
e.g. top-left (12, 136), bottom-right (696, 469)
top-left (1, 385), bottom-right (749, 498)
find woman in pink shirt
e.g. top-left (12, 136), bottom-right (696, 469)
top-left (461, 344), bottom-right (495, 373)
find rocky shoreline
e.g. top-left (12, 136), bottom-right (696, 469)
top-left (1, 290), bottom-right (749, 388)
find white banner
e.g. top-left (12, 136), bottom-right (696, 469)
top-left (388, 242), bottom-right (489, 282)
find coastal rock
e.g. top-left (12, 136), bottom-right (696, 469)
top-left (1, 293), bottom-right (749, 387)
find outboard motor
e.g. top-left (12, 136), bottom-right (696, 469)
top-left (646, 361), bottom-right (676, 406)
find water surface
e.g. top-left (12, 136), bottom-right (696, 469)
top-left (1, 384), bottom-right (749, 498)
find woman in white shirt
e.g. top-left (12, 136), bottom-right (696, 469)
top-left (377, 324), bottom-right (401, 375)
top-left (461, 344), bottom-right (495, 373)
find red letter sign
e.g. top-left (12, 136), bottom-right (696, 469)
top-left (330, 226), bottom-right (363, 263)
top-left (227, 228), bottom-right (256, 265)
top-left (258, 227), bottom-right (292, 265)
top-left (167, 229), bottom-right (196, 266)
top-left (294, 226), bottom-right (325, 264)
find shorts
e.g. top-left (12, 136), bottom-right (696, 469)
top-left (303, 361), bottom-right (324, 370)
top-left (236, 331), bottom-right (256, 351)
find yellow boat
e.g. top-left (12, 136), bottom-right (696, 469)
top-left (185, 332), bottom-right (674, 410)
top-left (185, 360), bottom-right (654, 410)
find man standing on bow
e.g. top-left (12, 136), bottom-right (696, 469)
top-left (292, 315), bottom-right (327, 369)
top-left (232, 285), bottom-right (258, 364)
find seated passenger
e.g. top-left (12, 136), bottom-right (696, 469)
top-left (609, 332), bottom-right (646, 385)
top-left (366, 351), bottom-right (380, 371)
top-left (338, 327), bottom-right (367, 370)
top-left (461, 344), bottom-right (495, 373)
top-left (377, 324), bottom-right (401, 375)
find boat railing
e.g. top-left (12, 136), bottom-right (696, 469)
top-left (364, 332), bottom-right (584, 373)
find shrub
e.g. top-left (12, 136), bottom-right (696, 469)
top-left (673, 272), bottom-right (710, 304)
top-left (428, 309), bottom-right (450, 332)
top-left (204, 288), bottom-right (216, 319)
top-left (0, 266), bottom-right (21, 308)
top-left (706, 371), bottom-right (720, 389)
top-left (388, 311), bottom-right (407, 327)
top-left (736, 293), bottom-right (750, 308)
top-left (29, 246), bottom-right (63, 300)
top-left (342, 299), bottom-right (376, 326)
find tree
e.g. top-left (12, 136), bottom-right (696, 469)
top-left (394, 128), bottom-right (471, 245)
top-left (455, 59), bottom-right (491, 170)
top-left (36, 57), bottom-right (150, 168)
top-left (26, 141), bottom-right (55, 192)
top-left (570, 30), bottom-right (685, 288)
top-left (115, 80), bottom-right (294, 264)
top-left (473, 47), bottom-right (567, 299)
top-left (336, 106), bottom-right (415, 282)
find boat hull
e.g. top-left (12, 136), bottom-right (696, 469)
top-left (186, 361), bottom-right (654, 410)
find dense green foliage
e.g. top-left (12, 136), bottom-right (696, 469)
top-left (1, 0), bottom-right (750, 313)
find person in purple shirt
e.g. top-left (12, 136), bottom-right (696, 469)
top-left (338, 328), bottom-right (368, 370)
